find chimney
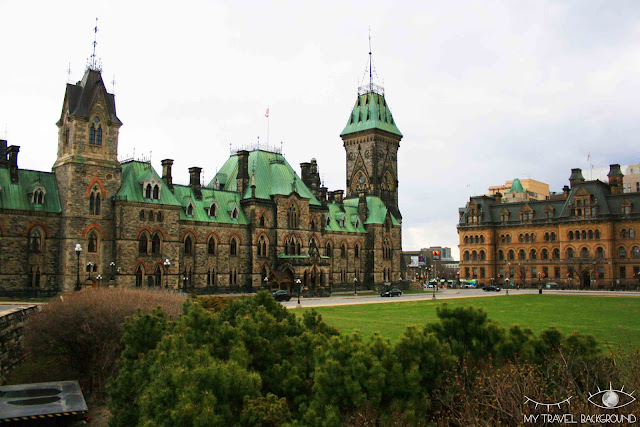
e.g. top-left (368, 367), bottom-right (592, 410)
top-left (358, 192), bottom-right (368, 222)
top-left (607, 164), bottom-right (624, 195)
top-left (569, 168), bottom-right (584, 188)
top-left (334, 190), bottom-right (344, 204)
top-left (563, 185), bottom-right (570, 197)
top-left (0, 140), bottom-right (7, 168)
top-left (319, 186), bottom-right (328, 205)
top-left (189, 166), bottom-right (202, 200)
top-left (236, 150), bottom-right (250, 197)
top-left (494, 191), bottom-right (502, 204)
top-left (161, 159), bottom-right (174, 190)
top-left (7, 145), bottom-right (19, 183)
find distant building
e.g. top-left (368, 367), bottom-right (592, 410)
top-left (624, 164), bottom-right (640, 193)
top-left (459, 165), bottom-right (640, 289)
top-left (488, 178), bottom-right (550, 203)
top-left (402, 247), bottom-right (458, 281)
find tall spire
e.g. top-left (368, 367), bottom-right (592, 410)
top-left (87, 18), bottom-right (102, 72)
top-left (359, 29), bottom-right (383, 96)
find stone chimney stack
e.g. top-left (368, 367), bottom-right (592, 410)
top-left (607, 164), bottom-right (624, 195)
top-left (189, 166), bottom-right (202, 200)
top-left (333, 190), bottom-right (344, 204)
top-left (0, 140), bottom-right (7, 168)
top-left (319, 186), bottom-right (328, 205)
top-left (563, 185), bottom-right (571, 197)
top-left (161, 159), bottom-right (174, 190)
top-left (236, 150), bottom-right (250, 197)
top-left (7, 145), bottom-right (19, 183)
top-left (569, 168), bottom-right (585, 188)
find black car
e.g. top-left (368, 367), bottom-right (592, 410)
top-left (483, 285), bottom-right (501, 292)
top-left (272, 289), bottom-right (291, 301)
top-left (380, 288), bottom-right (403, 297)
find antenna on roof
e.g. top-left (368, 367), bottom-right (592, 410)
top-left (87, 18), bottom-right (102, 72)
top-left (368, 27), bottom-right (373, 93)
top-left (358, 28), bottom-right (383, 96)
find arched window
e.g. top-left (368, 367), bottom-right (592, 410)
top-left (231, 207), bottom-right (239, 220)
top-left (186, 203), bottom-right (194, 217)
top-left (258, 235), bottom-right (268, 257)
top-left (588, 230), bottom-right (593, 240)
top-left (553, 248), bottom-right (560, 259)
top-left (531, 233), bottom-right (536, 243)
top-left (480, 250), bottom-right (486, 260)
top-left (551, 232), bottom-right (556, 241)
top-left (145, 184), bottom-right (152, 199)
top-left (154, 265), bottom-right (162, 287)
top-left (151, 233), bottom-right (161, 254)
top-left (207, 268), bottom-right (217, 286)
top-left (567, 248), bottom-right (574, 259)
top-left (596, 247), bottom-right (604, 259)
top-left (156, 211), bottom-right (162, 222)
top-left (525, 234), bottom-right (530, 243)
top-left (541, 249), bottom-right (549, 260)
top-left (519, 249), bottom-right (526, 260)
top-left (326, 242), bottom-right (332, 257)
top-left (506, 234), bottom-right (512, 243)
top-left (508, 250), bottom-right (515, 260)
top-left (580, 247), bottom-right (589, 258)
top-left (464, 236), bottom-right (469, 244)
top-left (88, 232), bottom-right (98, 253)
top-left (341, 243), bottom-right (347, 258)
top-left (472, 251), bottom-right (478, 261)
top-left (230, 237), bottom-right (238, 256)
top-left (287, 204), bottom-right (299, 228)
top-left (89, 123), bottom-right (96, 144)
top-left (260, 214), bottom-right (266, 227)
top-left (474, 236), bottom-right (479, 244)
top-left (208, 237), bottom-right (216, 255)
top-left (354, 244), bottom-right (360, 259)
top-left (581, 230), bottom-right (587, 240)
top-left (296, 239), bottom-right (301, 255)
top-left (544, 232), bottom-right (549, 242)
top-left (498, 250), bottom-right (504, 260)
top-left (480, 235), bottom-right (485, 243)
top-left (633, 246), bottom-right (640, 259)
top-left (135, 265), bottom-right (144, 287)
top-left (138, 234), bottom-right (148, 254)
top-left (631, 229), bottom-right (636, 239)
top-left (153, 185), bottom-right (160, 200)
top-left (464, 251), bottom-right (470, 261)
top-left (28, 229), bottom-right (42, 253)
top-left (209, 203), bottom-right (217, 217)
top-left (530, 249), bottom-right (537, 260)
top-left (96, 124), bottom-right (102, 145)
top-left (184, 236), bottom-right (193, 255)
top-left (619, 247), bottom-right (627, 258)
top-left (140, 210), bottom-right (145, 220)
top-left (594, 230), bottom-right (600, 239)
top-left (568, 231), bottom-right (573, 240)
top-left (519, 234), bottom-right (524, 243)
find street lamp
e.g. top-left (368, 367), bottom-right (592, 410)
top-left (182, 275), bottom-right (187, 292)
top-left (296, 278), bottom-right (302, 307)
top-left (74, 244), bottom-right (82, 291)
top-left (353, 277), bottom-right (358, 296)
top-left (96, 274), bottom-right (102, 287)
top-left (110, 262), bottom-right (116, 280)
top-left (432, 277), bottom-right (437, 299)
top-left (164, 259), bottom-right (170, 289)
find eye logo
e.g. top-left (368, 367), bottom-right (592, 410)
top-left (588, 383), bottom-right (636, 410)
top-left (524, 395), bottom-right (572, 411)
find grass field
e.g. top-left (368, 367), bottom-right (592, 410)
top-left (299, 294), bottom-right (640, 352)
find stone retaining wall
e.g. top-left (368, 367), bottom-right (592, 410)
top-left (0, 305), bottom-right (37, 385)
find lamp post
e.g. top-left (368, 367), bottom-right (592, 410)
top-left (353, 277), bottom-right (358, 297)
top-left (263, 276), bottom-right (268, 291)
top-left (87, 262), bottom-right (93, 281)
top-left (182, 275), bottom-right (187, 292)
top-left (432, 277), bottom-right (437, 299)
top-left (296, 278), bottom-right (302, 307)
top-left (110, 262), bottom-right (116, 281)
top-left (74, 244), bottom-right (82, 291)
top-left (164, 259), bottom-right (170, 289)
top-left (96, 274), bottom-right (102, 288)
top-left (538, 271), bottom-right (543, 294)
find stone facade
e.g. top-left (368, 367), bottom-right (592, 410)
top-left (458, 166), bottom-right (640, 289)
top-left (0, 65), bottom-right (403, 294)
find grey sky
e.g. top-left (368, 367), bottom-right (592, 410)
top-left (1, 0), bottom-right (638, 258)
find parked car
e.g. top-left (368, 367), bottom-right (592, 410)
top-left (271, 289), bottom-right (291, 301)
top-left (483, 285), bottom-right (501, 292)
top-left (545, 282), bottom-right (560, 290)
top-left (380, 288), bottom-right (403, 297)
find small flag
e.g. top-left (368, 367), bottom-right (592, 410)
top-left (265, 107), bottom-right (269, 118)
top-left (587, 152), bottom-right (591, 161)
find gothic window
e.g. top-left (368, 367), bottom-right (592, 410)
top-left (156, 211), bottom-right (162, 221)
top-left (296, 240), bottom-right (301, 255)
top-left (28, 228), bottom-right (42, 253)
top-left (88, 232), bottom-right (98, 253)
top-left (231, 207), bottom-right (239, 220)
top-left (207, 268), bottom-right (217, 286)
top-left (89, 188), bottom-right (101, 216)
top-left (138, 234), bottom-right (148, 254)
top-left (154, 265), bottom-right (162, 287)
top-left (326, 242), bottom-right (332, 257)
top-left (596, 247), bottom-right (605, 259)
top-left (145, 184), bottom-right (152, 199)
top-left (229, 268), bottom-right (237, 285)
top-left (207, 237), bottom-right (216, 255)
top-left (151, 233), bottom-right (161, 254)
top-left (89, 123), bottom-right (95, 144)
top-left (209, 203), bottom-right (217, 217)
top-left (258, 235), bottom-right (268, 257)
top-left (30, 267), bottom-right (41, 288)
top-left (260, 214), bottom-right (266, 227)
top-left (287, 204), bottom-right (299, 228)
top-left (230, 237), bottom-right (238, 256)
top-left (135, 265), bottom-right (144, 287)
top-left (33, 188), bottom-right (45, 205)
top-left (153, 185), bottom-right (159, 199)
top-left (354, 244), bottom-right (360, 259)
top-left (140, 210), bottom-right (145, 220)
top-left (341, 243), bottom-right (347, 259)
top-left (326, 214), bottom-right (331, 227)
top-left (184, 236), bottom-right (193, 255)
top-left (96, 124), bottom-right (102, 145)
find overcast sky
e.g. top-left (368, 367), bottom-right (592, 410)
top-left (1, 0), bottom-right (638, 258)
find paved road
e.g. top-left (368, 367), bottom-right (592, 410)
top-left (280, 288), bottom-right (640, 309)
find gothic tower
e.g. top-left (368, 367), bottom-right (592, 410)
top-left (53, 61), bottom-right (123, 290)
top-left (340, 78), bottom-right (403, 219)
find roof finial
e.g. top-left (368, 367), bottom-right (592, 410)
top-left (88, 18), bottom-right (102, 72)
top-left (369, 27), bottom-right (373, 93)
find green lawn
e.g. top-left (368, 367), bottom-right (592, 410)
top-left (299, 294), bottom-right (640, 352)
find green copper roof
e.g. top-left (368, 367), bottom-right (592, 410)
top-left (210, 150), bottom-right (321, 206)
top-left (325, 202), bottom-right (366, 233)
top-left (117, 161), bottom-right (181, 205)
top-left (343, 196), bottom-right (401, 226)
top-left (340, 91), bottom-right (402, 137)
top-left (172, 185), bottom-right (249, 224)
top-left (508, 178), bottom-right (525, 194)
top-left (0, 169), bottom-right (61, 213)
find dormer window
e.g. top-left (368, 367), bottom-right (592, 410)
top-left (339, 217), bottom-right (346, 228)
top-left (326, 214), bottom-right (331, 227)
top-left (208, 202), bottom-right (218, 217)
top-left (31, 187), bottom-right (46, 205)
top-left (354, 218), bottom-right (361, 229)
top-left (500, 209), bottom-right (509, 223)
top-left (141, 179), bottom-right (162, 200)
top-left (186, 202), bottom-right (194, 217)
top-left (231, 206), bottom-right (239, 220)
top-left (622, 200), bottom-right (632, 215)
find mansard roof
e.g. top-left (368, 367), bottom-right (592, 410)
top-left (210, 150), bottom-right (321, 205)
top-left (58, 69), bottom-right (122, 125)
top-left (458, 179), bottom-right (640, 226)
top-left (117, 161), bottom-right (180, 205)
top-left (0, 168), bottom-right (60, 212)
top-left (340, 91), bottom-right (402, 138)
top-left (343, 196), bottom-right (401, 226)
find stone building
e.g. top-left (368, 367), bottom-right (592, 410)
top-left (0, 61), bottom-right (403, 293)
top-left (458, 166), bottom-right (640, 289)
